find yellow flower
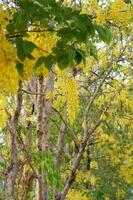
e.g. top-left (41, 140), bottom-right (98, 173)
top-left (0, 95), bottom-right (8, 128)
top-left (90, 161), bottom-right (98, 169)
top-left (67, 189), bottom-right (92, 200)
top-left (54, 67), bottom-right (79, 124)
top-left (96, 9), bottom-right (108, 25)
top-left (116, 189), bottom-right (126, 199)
top-left (104, 197), bottom-right (110, 200)
top-left (109, 0), bottom-right (132, 26)
top-left (46, 92), bottom-right (54, 100)
top-left (90, 175), bottom-right (96, 185)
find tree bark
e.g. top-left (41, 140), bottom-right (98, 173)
top-left (5, 81), bottom-right (23, 200)
top-left (54, 109), bottom-right (66, 199)
top-left (35, 72), bottom-right (54, 200)
top-left (19, 97), bottom-right (34, 199)
top-left (55, 109), bottom-right (66, 168)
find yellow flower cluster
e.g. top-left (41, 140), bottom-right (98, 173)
top-left (22, 32), bottom-right (57, 79)
top-left (96, 0), bottom-right (132, 26)
top-left (66, 77), bottom-right (79, 123)
top-left (75, 170), bottom-right (97, 186)
top-left (0, 94), bottom-right (7, 128)
top-left (90, 161), bottom-right (98, 169)
top-left (76, 170), bottom-right (89, 184)
top-left (120, 152), bottom-right (133, 184)
top-left (54, 67), bottom-right (79, 124)
top-left (116, 189), bottom-right (126, 199)
top-left (104, 197), bottom-right (110, 200)
top-left (0, 5), bottom-right (19, 94)
top-left (109, 0), bottom-right (132, 26)
top-left (89, 0), bottom-right (99, 15)
top-left (117, 89), bottom-right (133, 113)
top-left (67, 189), bottom-right (92, 200)
top-left (90, 174), bottom-right (97, 185)
top-left (96, 8), bottom-right (108, 25)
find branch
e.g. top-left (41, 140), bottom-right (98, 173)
top-left (52, 107), bottom-right (79, 148)
top-left (21, 88), bottom-right (46, 96)
top-left (59, 119), bottom-right (102, 200)
top-left (58, 65), bottom-right (115, 200)
top-left (6, 28), bottom-right (57, 38)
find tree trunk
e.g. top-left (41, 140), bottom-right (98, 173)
top-left (19, 98), bottom-right (34, 200)
top-left (54, 109), bottom-right (66, 199)
top-left (55, 109), bottom-right (66, 168)
top-left (35, 73), bottom-right (54, 200)
top-left (6, 81), bottom-right (23, 200)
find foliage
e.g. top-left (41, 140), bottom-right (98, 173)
top-left (0, 0), bottom-right (133, 200)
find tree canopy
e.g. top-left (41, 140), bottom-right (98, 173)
top-left (0, 0), bottom-right (133, 200)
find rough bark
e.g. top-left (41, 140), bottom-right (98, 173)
top-left (35, 72), bottom-right (54, 200)
top-left (20, 168), bottom-right (34, 200)
top-left (54, 109), bottom-right (66, 199)
top-left (19, 97), bottom-right (34, 199)
top-left (5, 81), bottom-right (23, 200)
top-left (55, 109), bottom-right (66, 168)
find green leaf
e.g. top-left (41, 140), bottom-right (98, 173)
top-left (16, 38), bottom-right (26, 61)
top-left (74, 30), bottom-right (88, 43)
top-left (14, 12), bottom-right (28, 31)
top-left (44, 55), bottom-right (54, 70)
top-left (35, 57), bottom-right (46, 68)
top-left (16, 62), bottom-right (24, 76)
top-left (88, 24), bottom-right (95, 37)
top-left (57, 54), bottom-right (69, 69)
top-left (73, 14), bottom-right (92, 32)
top-left (35, 55), bottom-right (54, 70)
top-left (26, 54), bottom-right (34, 60)
top-left (57, 28), bottom-right (74, 43)
top-left (105, 28), bottom-right (113, 44)
top-left (6, 23), bottom-right (15, 33)
top-left (89, 44), bottom-right (98, 61)
top-left (75, 49), bottom-right (85, 65)
top-left (95, 25), bottom-right (112, 44)
top-left (67, 46), bottom-right (76, 61)
top-left (0, 162), bottom-right (5, 168)
top-left (16, 38), bottom-right (35, 61)
top-left (23, 40), bottom-right (36, 55)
